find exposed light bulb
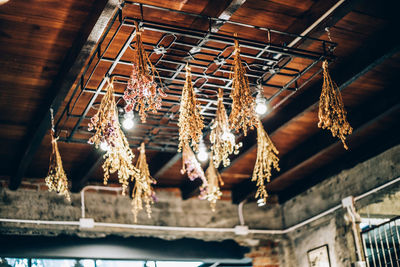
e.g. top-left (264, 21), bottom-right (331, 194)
top-left (122, 111), bottom-right (134, 130)
top-left (100, 141), bottom-right (109, 152)
top-left (257, 198), bottom-right (266, 207)
top-left (255, 101), bottom-right (268, 115)
top-left (122, 118), bottom-right (134, 129)
top-left (221, 131), bottom-right (234, 141)
top-left (255, 89), bottom-right (268, 115)
top-left (197, 149), bottom-right (208, 162)
top-left (197, 138), bottom-right (208, 162)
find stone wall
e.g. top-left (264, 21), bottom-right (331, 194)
top-left (0, 144), bottom-right (399, 266)
top-left (280, 144), bottom-right (400, 267)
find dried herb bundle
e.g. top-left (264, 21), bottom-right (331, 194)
top-left (178, 64), bottom-right (204, 152)
top-left (88, 78), bottom-right (138, 194)
top-left (124, 24), bottom-right (166, 123)
top-left (131, 143), bottom-right (156, 223)
top-left (252, 119), bottom-right (280, 203)
top-left (201, 153), bottom-right (224, 211)
top-left (319, 60), bottom-right (353, 149)
top-left (229, 37), bottom-right (257, 136)
top-left (210, 88), bottom-right (241, 167)
top-left (181, 143), bottom-right (206, 184)
top-left (45, 113), bottom-right (70, 201)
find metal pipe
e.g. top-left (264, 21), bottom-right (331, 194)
top-left (1, 176), bottom-right (398, 236)
top-left (81, 185), bottom-right (123, 218)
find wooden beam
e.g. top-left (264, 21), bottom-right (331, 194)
top-left (8, 0), bottom-right (119, 190)
top-left (71, 148), bottom-right (104, 193)
top-left (278, 121), bottom-right (400, 203)
top-left (230, 31), bottom-right (400, 203)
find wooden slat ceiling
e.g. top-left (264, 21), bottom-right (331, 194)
top-left (0, 0), bottom-right (398, 203)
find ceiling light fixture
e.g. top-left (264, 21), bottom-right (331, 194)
top-left (122, 111), bottom-right (135, 130)
top-left (255, 84), bottom-right (269, 115)
top-left (197, 138), bottom-right (208, 162)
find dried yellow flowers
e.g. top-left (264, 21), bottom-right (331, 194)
top-left (45, 111), bottom-right (70, 201)
top-left (318, 60), bottom-right (353, 149)
top-left (201, 152), bottom-right (224, 211)
top-left (131, 143), bottom-right (156, 223)
top-left (124, 23), bottom-right (166, 123)
top-left (229, 37), bottom-right (257, 136)
top-left (88, 78), bottom-right (138, 194)
top-left (252, 119), bottom-right (280, 203)
top-left (210, 88), bottom-right (241, 167)
top-left (178, 64), bottom-right (204, 152)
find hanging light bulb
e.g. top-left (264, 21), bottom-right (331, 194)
top-left (197, 138), bottom-right (208, 162)
top-left (100, 141), bottom-right (109, 151)
top-left (122, 111), bottom-right (135, 130)
top-left (255, 84), bottom-right (268, 115)
top-left (257, 198), bottom-right (266, 207)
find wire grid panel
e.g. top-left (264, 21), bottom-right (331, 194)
top-left (362, 217), bottom-right (400, 267)
top-left (56, 3), bottom-right (335, 152)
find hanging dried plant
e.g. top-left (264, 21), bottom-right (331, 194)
top-left (124, 23), bottom-right (166, 123)
top-left (252, 119), bottom-right (280, 203)
top-left (319, 60), bottom-right (353, 149)
top-left (210, 88), bottom-right (242, 167)
top-left (45, 109), bottom-right (70, 201)
top-left (200, 153), bottom-right (224, 211)
top-left (178, 64), bottom-right (204, 152)
top-left (131, 143), bottom-right (156, 223)
top-left (181, 143), bottom-right (206, 184)
top-left (229, 36), bottom-right (257, 136)
top-left (88, 78), bottom-right (138, 194)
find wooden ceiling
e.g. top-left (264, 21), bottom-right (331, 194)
top-left (0, 0), bottom-right (398, 204)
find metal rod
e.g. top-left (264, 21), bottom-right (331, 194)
top-left (68, 27), bottom-right (137, 140)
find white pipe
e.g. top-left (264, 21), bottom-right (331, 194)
top-left (238, 200), bottom-right (246, 226)
top-left (287, 0), bottom-right (345, 48)
top-left (1, 176), bottom-right (398, 236)
top-left (355, 176), bottom-right (400, 201)
top-left (81, 185), bottom-right (123, 218)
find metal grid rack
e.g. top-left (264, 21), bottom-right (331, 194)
top-left (362, 216), bottom-right (400, 267)
top-left (56, 1), bottom-right (336, 152)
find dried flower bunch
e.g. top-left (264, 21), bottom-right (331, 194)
top-left (252, 119), bottom-right (280, 203)
top-left (124, 23), bottom-right (166, 123)
top-left (178, 64), bottom-right (204, 152)
top-left (210, 88), bottom-right (241, 167)
top-left (201, 152), bottom-right (224, 211)
top-left (229, 36), bottom-right (257, 136)
top-left (181, 142), bottom-right (206, 184)
top-left (45, 110), bottom-right (70, 201)
top-left (131, 143), bottom-right (156, 223)
top-left (318, 60), bottom-right (353, 149)
top-left (88, 78), bottom-right (138, 194)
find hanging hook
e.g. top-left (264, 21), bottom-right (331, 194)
top-left (325, 27), bottom-right (333, 42)
top-left (49, 107), bottom-right (56, 136)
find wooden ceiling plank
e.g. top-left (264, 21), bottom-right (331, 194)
top-left (230, 34), bottom-right (400, 204)
top-left (8, 0), bottom-right (119, 190)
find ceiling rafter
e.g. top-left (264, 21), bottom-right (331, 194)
top-left (8, 0), bottom-right (118, 190)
